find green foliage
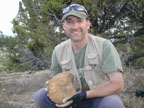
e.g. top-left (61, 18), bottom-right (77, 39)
top-left (3, 58), bottom-right (21, 73)
top-left (0, 37), bottom-right (27, 73)
top-left (129, 35), bottom-right (144, 67)
top-left (1, 0), bottom-right (143, 72)
top-left (13, 0), bottom-right (61, 56)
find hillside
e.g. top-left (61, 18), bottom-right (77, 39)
top-left (0, 70), bottom-right (52, 108)
top-left (0, 49), bottom-right (144, 108)
top-left (0, 68), bottom-right (144, 108)
top-left (121, 68), bottom-right (144, 108)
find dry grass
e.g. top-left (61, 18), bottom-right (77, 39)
top-left (1, 49), bottom-right (144, 108)
top-left (1, 68), bottom-right (144, 108)
top-left (120, 68), bottom-right (144, 108)
top-left (0, 70), bottom-right (52, 108)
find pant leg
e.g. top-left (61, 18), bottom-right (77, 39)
top-left (33, 88), bottom-right (56, 108)
top-left (33, 89), bottom-right (125, 108)
top-left (74, 95), bottom-right (125, 108)
top-left (96, 95), bottom-right (126, 108)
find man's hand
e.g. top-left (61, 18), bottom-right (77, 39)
top-left (56, 100), bottom-right (73, 108)
top-left (65, 91), bottom-right (87, 103)
top-left (56, 91), bottom-right (87, 107)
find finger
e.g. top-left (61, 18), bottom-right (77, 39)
top-left (63, 95), bottom-right (73, 103)
top-left (45, 88), bottom-right (48, 92)
top-left (45, 80), bottom-right (49, 92)
top-left (46, 80), bottom-right (49, 84)
top-left (56, 100), bottom-right (73, 107)
top-left (63, 97), bottom-right (70, 103)
top-left (63, 92), bottom-right (80, 103)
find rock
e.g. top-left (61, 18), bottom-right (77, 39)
top-left (47, 72), bottom-right (76, 104)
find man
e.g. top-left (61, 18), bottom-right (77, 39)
top-left (34, 4), bottom-right (125, 108)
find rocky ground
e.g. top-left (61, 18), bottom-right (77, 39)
top-left (0, 49), bottom-right (144, 108)
top-left (120, 68), bottom-right (144, 108)
top-left (0, 70), bottom-right (52, 108)
top-left (0, 68), bottom-right (144, 108)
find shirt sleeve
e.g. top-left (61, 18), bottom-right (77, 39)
top-left (102, 40), bottom-right (123, 73)
top-left (50, 49), bottom-right (62, 75)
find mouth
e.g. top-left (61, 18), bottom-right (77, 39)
top-left (71, 31), bottom-right (80, 35)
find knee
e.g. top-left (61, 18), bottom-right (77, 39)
top-left (33, 88), bottom-right (56, 108)
top-left (33, 88), bottom-right (48, 106)
top-left (101, 95), bottom-right (125, 108)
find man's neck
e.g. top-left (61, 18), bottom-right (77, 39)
top-left (72, 36), bottom-right (88, 54)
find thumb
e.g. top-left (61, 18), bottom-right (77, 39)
top-left (63, 92), bottom-right (80, 102)
top-left (63, 95), bottom-right (73, 103)
top-left (56, 100), bottom-right (73, 107)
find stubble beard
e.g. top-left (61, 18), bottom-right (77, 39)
top-left (69, 30), bottom-right (86, 42)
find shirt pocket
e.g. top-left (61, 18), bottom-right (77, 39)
top-left (61, 59), bottom-right (72, 72)
top-left (87, 53), bottom-right (98, 68)
top-left (85, 54), bottom-right (100, 87)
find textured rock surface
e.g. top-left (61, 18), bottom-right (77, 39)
top-left (47, 72), bottom-right (76, 104)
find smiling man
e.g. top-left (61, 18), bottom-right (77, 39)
top-left (34, 4), bottom-right (125, 108)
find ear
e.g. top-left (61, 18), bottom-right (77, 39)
top-left (87, 20), bottom-right (91, 29)
top-left (62, 23), bottom-right (65, 30)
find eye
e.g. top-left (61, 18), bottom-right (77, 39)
top-left (66, 19), bottom-right (73, 24)
top-left (77, 19), bottom-right (84, 23)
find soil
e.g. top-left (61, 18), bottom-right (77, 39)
top-left (0, 49), bottom-right (144, 108)
top-left (0, 70), bottom-right (52, 108)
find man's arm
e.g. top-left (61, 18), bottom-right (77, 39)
top-left (60, 71), bottom-right (124, 107)
top-left (85, 40), bottom-right (124, 98)
top-left (87, 71), bottom-right (124, 98)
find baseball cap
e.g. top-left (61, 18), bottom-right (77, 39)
top-left (62, 4), bottom-right (88, 22)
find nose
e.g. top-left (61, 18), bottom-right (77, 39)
top-left (71, 21), bottom-right (79, 29)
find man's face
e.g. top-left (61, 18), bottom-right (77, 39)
top-left (62, 16), bottom-right (91, 42)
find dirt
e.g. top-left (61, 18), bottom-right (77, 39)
top-left (0, 49), bottom-right (144, 108)
top-left (0, 70), bottom-right (52, 108)
top-left (0, 68), bottom-right (144, 108)
top-left (120, 68), bottom-right (144, 108)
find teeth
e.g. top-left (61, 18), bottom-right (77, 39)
top-left (72, 32), bottom-right (79, 34)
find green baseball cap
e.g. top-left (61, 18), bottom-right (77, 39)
top-left (62, 4), bottom-right (88, 22)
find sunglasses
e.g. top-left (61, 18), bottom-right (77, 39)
top-left (62, 5), bottom-right (88, 15)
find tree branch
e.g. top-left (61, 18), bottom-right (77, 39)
top-left (113, 27), bottom-right (144, 46)
top-left (12, 48), bottom-right (49, 71)
top-left (125, 53), bottom-right (144, 66)
top-left (47, 7), bottom-right (61, 26)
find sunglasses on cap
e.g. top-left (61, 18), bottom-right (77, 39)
top-left (62, 4), bottom-right (88, 15)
